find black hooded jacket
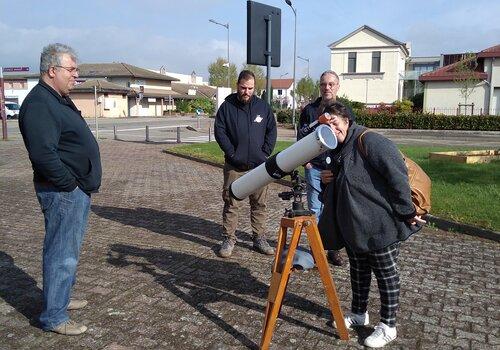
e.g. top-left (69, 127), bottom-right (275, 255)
top-left (214, 93), bottom-right (277, 170)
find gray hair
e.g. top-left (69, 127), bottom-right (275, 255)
top-left (320, 70), bottom-right (339, 83)
top-left (40, 43), bottom-right (78, 73)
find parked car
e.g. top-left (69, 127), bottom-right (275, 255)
top-left (4, 101), bottom-right (20, 119)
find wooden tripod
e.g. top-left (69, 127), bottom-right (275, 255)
top-left (260, 215), bottom-right (349, 349)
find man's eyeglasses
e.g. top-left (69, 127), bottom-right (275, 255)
top-left (54, 66), bottom-right (79, 74)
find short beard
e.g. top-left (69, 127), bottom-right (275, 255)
top-left (237, 93), bottom-right (251, 104)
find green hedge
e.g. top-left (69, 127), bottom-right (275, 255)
top-left (276, 109), bottom-right (500, 131)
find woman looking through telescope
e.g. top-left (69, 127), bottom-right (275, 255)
top-left (318, 102), bottom-right (425, 348)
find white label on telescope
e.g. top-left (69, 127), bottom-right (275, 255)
top-left (254, 115), bottom-right (263, 123)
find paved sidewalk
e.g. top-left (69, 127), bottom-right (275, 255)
top-left (0, 140), bottom-right (498, 349)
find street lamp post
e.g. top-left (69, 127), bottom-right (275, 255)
top-left (285, 0), bottom-right (297, 136)
top-left (297, 55), bottom-right (310, 77)
top-left (209, 19), bottom-right (230, 89)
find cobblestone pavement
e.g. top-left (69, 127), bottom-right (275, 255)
top-left (0, 140), bottom-right (498, 350)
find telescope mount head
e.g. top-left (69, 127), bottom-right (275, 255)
top-left (278, 170), bottom-right (312, 218)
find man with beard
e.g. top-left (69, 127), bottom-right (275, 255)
top-left (214, 70), bottom-right (277, 258)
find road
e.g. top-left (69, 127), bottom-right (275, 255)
top-left (3, 116), bottom-right (500, 148)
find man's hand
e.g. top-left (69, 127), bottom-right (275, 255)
top-left (321, 170), bottom-right (334, 184)
top-left (304, 162), bottom-right (312, 170)
top-left (407, 215), bottom-right (426, 226)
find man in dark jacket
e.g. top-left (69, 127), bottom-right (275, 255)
top-left (297, 70), bottom-right (345, 266)
top-left (214, 70), bottom-right (277, 258)
top-left (18, 43), bottom-right (102, 335)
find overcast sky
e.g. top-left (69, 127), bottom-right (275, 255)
top-left (1, 0), bottom-right (499, 81)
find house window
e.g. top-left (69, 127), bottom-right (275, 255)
top-left (278, 89), bottom-right (283, 96)
top-left (372, 51), bottom-right (381, 73)
top-left (348, 52), bottom-right (357, 73)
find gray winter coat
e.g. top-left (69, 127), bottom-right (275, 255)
top-left (318, 122), bottom-right (421, 253)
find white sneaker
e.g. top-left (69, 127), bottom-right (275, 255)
top-left (334, 311), bottom-right (369, 329)
top-left (364, 322), bottom-right (397, 348)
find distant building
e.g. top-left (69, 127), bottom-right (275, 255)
top-left (71, 79), bottom-right (132, 118)
top-left (402, 56), bottom-right (441, 99)
top-left (2, 62), bottom-right (216, 118)
top-left (271, 78), bottom-right (294, 108)
top-left (1, 73), bottom-right (39, 105)
top-left (78, 63), bottom-right (180, 117)
top-left (419, 45), bottom-right (499, 115)
top-left (329, 25), bottom-right (410, 105)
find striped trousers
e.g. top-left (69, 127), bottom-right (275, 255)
top-left (347, 242), bottom-right (400, 327)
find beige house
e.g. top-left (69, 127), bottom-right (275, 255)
top-left (420, 45), bottom-right (500, 115)
top-left (78, 63), bottom-right (180, 117)
top-left (70, 80), bottom-right (131, 118)
top-left (329, 25), bottom-right (410, 104)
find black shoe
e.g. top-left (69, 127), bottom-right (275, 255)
top-left (327, 250), bottom-right (344, 266)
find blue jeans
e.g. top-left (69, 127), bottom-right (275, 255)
top-left (305, 166), bottom-right (324, 222)
top-left (35, 184), bottom-right (91, 331)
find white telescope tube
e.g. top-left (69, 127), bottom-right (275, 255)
top-left (230, 125), bottom-right (337, 200)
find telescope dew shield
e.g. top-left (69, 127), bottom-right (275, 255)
top-left (230, 125), bottom-right (337, 200)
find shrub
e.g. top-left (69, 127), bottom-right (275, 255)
top-left (410, 93), bottom-right (424, 110)
top-left (176, 99), bottom-right (191, 113)
top-left (393, 99), bottom-right (414, 113)
top-left (190, 98), bottom-right (215, 116)
top-left (355, 112), bottom-right (500, 131)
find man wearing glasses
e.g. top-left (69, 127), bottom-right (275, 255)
top-left (18, 43), bottom-right (101, 335)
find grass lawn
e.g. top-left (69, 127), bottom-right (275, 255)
top-left (168, 142), bottom-right (499, 231)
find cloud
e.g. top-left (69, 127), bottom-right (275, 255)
top-left (0, 21), bottom-right (249, 78)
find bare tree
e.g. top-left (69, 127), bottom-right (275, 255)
top-left (453, 53), bottom-right (481, 113)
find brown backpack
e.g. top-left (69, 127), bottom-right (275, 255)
top-left (358, 130), bottom-right (431, 216)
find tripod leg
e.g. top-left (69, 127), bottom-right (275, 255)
top-left (260, 221), bottom-right (303, 349)
top-left (271, 221), bottom-right (288, 273)
top-left (305, 221), bottom-right (350, 340)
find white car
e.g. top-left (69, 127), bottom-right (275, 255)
top-left (4, 101), bottom-right (20, 119)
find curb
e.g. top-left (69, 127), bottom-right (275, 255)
top-left (163, 149), bottom-right (499, 243)
top-left (425, 214), bottom-right (499, 242)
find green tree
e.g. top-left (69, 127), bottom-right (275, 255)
top-left (453, 53), bottom-right (481, 113)
top-left (208, 57), bottom-right (237, 90)
top-left (241, 64), bottom-right (266, 95)
top-left (296, 76), bottom-right (317, 103)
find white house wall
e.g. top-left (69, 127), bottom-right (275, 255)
top-left (332, 48), bottom-right (405, 103)
top-left (423, 81), bottom-right (488, 115)
top-left (335, 30), bottom-right (395, 48)
top-left (330, 27), bottom-right (408, 104)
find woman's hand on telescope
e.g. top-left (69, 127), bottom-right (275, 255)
top-left (321, 170), bottom-right (334, 184)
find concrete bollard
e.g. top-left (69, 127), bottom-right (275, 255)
top-left (113, 125), bottom-right (117, 140)
top-left (146, 125), bottom-right (150, 142)
top-left (176, 127), bottom-right (181, 143)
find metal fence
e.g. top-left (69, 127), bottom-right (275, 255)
top-left (91, 121), bottom-right (215, 143)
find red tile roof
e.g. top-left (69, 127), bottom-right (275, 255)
top-left (271, 78), bottom-right (294, 89)
top-left (419, 57), bottom-right (487, 82)
top-left (477, 44), bottom-right (500, 58)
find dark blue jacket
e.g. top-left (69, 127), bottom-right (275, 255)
top-left (19, 80), bottom-right (102, 194)
top-left (297, 97), bottom-right (327, 168)
top-left (214, 93), bottom-right (277, 170)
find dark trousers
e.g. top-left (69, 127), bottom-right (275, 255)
top-left (347, 242), bottom-right (400, 327)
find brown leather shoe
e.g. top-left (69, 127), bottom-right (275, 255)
top-left (51, 319), bottom-right (87, 335)
top-left (67, 299), bottom-right (88, 310)
top-left (327, 250), bottom-right (344, 266)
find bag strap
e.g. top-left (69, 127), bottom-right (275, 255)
top-left (357, 129), bottom-right (372, 158)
